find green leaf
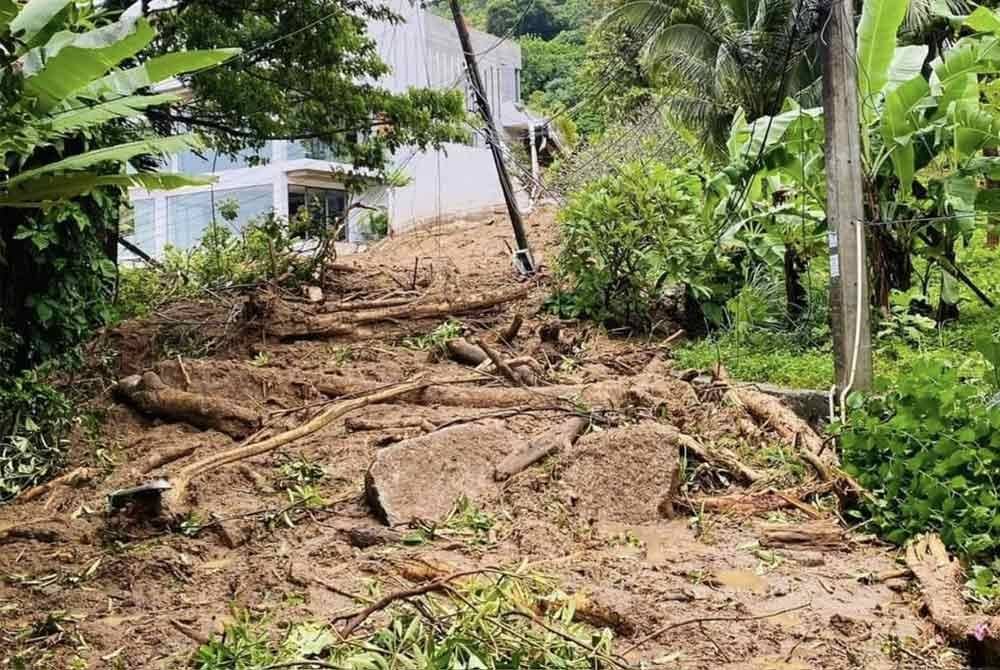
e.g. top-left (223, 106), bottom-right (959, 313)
top-left (857, 0), bottom-right (909, 103)
top-left (886, 45), bottom-right (929, 92)
top-left (0, 0), bottom-right (17, 31)
top-left (8, 0), bottom-right (73, 42)
top-left (0, 172), bottom-right (215, 205)
top-left (46, 93), bottom-right (181, 136)
top-left (880, 75), bottom-right (929, 194)
top-left (4, 134), bottom-right (203, 190)
top-left (22, 15), bottom-right (156, 112)
top-left (965, 6), bottom-right (1000, 34)
top-left (80, 49), bottom-right (241, 100)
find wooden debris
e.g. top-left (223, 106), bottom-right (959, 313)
top-left (141, 444), bottom-right (200, 474)
top-left (474, 337), bottom-right (523, 386)
top-left (760, 522), bottom-right (847, 549)
top-left (166, 377), bottom-right (431, 509)
top-left (115, 372), bottom-right (258, 438)
top-left (0, 518), bottom-right (68, 544)
top-left (684, 482), bottom-right (835, 517)
top-left (17, 467), bottom-right (95, 503)
top-left (671, 431), bottom-right (763, 485)
top-left (345, 416), bottom-right (437, 433)
top-left (445, 338), bottom-right (489, 366)
top-left (494, 417), bottom-right (589, 481)
top-left (269, 286), bottom-right (529, 339)
top-left (346, 526), bottom-right (406, 548)
top-left (906, 534), bottom-right (1000, 658)
top-left (500, 314), bottom-right (524, 343)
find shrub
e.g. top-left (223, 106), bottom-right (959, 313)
top-left (555, 161), bottom-right (714, 329)
top-left (841, 353), bottom-right (1000, 558)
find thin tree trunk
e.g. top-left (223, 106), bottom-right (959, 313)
top-left (784, 245), bottom-right (807, 320)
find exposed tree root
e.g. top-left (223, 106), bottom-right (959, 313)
top-left (18, 467), bottom-right (96, 503)
top-left (166, 378), bottom-right (430, 510)
top-left (268, 287), bottom-right (530, 340)
top-left (495, 417), bottom-right (589, 481)
top-left (501, 314), bottom-right (524, 343)
top-left (115, 372), bottom-right (258, 438)
top-left (906, 534), bottom-right (1000, 659)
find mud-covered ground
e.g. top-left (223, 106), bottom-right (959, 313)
top-left (0, 208), bottom-right (965, 669)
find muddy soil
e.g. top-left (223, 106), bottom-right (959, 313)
top-left (0, 208), bottom-right (964, 669)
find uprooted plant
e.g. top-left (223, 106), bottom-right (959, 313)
top-left (194, 571), bottom-right (619, 670)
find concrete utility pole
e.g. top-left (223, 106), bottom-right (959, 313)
top-left (448, 0), bottom-right (536, 275)
top-left (821, 0), bottom-right (872, 395)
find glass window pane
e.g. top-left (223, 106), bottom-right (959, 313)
top-left (166, 187), bottom-right (274, 250)
top-left (176, 145), bottom-right (272, 174)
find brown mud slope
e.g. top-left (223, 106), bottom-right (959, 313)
top-left (0, 207), bottom-right (968, 669)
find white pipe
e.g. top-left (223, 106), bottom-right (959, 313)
top-left (838, 220), bottom-right (865, 423)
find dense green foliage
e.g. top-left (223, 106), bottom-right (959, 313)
top-left (842, 344), bottom-right (1000, 558)
top-left (554, 161), bottom-right (715, 329)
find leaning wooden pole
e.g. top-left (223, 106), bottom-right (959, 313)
top-left (821, 0), bottom-right (872, 397)
top-left (448, 0), bottom-right (536, 275)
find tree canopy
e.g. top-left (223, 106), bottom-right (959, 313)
top-left (104, 0), bottom-right (467, 171)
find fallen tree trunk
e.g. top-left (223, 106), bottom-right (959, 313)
top-left (115, 372), bottom-right (258, 438)
top-left (906, 534), bottom-right (1000, 659)
top-left (728, 386), bottom-right (826, 456)
top-left (269, 287), bottom-right (530, 340)
top-left (166, 378), bottom-right (431, 510)
top-left (494, 417), bottom-right (589, 481)
top-left (318, 376), bottom-right (629, 410)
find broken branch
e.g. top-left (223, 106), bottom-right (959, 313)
top-left (495, 417), bottom-right (589, 481)
top-left (167, 378), bottom-right (430, 508)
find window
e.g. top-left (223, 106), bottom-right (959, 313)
top-left (288, 185), bottom-right (348, 241)
top-left (166, 186), bottom-right (274, 250)
top-left (121, 199), bottom-right (156, 256)
top-left (176, 146), bottom-right (272, 174)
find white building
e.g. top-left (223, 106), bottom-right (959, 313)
top-left (124, 1), bottom-right (545, 257)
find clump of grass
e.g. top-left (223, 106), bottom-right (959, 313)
top-left (403, 319), bottom-right (463, 351)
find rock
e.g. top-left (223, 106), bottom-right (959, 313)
top-left (365, 421), bottom-right (527, 527)
top-left (346, 526), bottom-right (405, 548)
top-left (303, 285), bottom-right (324, 303)
top-left (558, 423), bottom-right (681, 524)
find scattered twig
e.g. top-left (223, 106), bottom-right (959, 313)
top-left (17, 468), bottom-right (95, 503)
top-left (474, 337), bottom-right (522, 386)
top-left (335, 569), bottom-right (490, 636)
top-left (622, 603), bottom-right (811, 654)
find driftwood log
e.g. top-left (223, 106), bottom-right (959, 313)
top-left (115, 372), bottom-right (258, 438)
top-left (494, 417), bottom-right (589, 481)
top-left (445, 338), bottom-right (488, 366)
top-left (906, 534), bottom-right (1000, 660)
top-left (269, 287), bottom-right (529, 340)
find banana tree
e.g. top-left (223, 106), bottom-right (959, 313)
top-left (0, 0), bottom-right (237, 370)
top-left (708, 102), bottom-right (828, 319)
top-left (712, 0), bottom-right (1000, 322)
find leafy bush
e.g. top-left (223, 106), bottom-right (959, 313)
top-left (841, 353), bottom-right (1000, 558)
top-left (0, 369), bottom-right (73, 502)
top-left (555, 161), bottom-right (715, 329)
